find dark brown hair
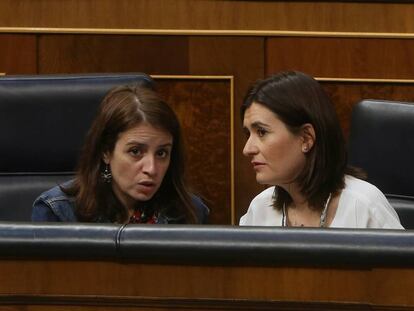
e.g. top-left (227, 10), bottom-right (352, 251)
top-left (241, 71), bottom-right (363, 211)
top-left (64, 83), bottom-right (198, 223)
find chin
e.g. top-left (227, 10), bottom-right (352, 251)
top-left (256, 177), bottom-right (271, 185)
top-left (133, 192), bottom-right (156, 202)
top-left (256, 174), bottom-right (277, 186)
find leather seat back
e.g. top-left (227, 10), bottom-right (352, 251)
top-left (348, 99), bottom-right (414, 228)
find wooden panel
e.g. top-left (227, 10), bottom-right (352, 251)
top-left (266, 37), bottom-right (414, 79)
top-left (0, 34), bottom-right (37, 74)
top-left (1, 0), bottom-right (414, 33)
top-left (0, 260), bottom-right (367, 299)
top-left (0, 259), bottom-right (414, 309)
top-left (154, 78), bottom-right (231, 224)
top-left (0, 299), bottom-right (378, 311)
top-left (0, 298), bottom-right (386, 311)
top-left (321, 82), bottom-right (414, 139)
top-left (38, 35), bottom-right (189, 74)
top-left (188, 37), bottom-right (265, 223)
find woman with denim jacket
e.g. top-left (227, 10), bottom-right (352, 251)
top-left (32, 83), bottom-right (208, 224)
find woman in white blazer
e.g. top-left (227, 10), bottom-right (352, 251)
top-left (240, 71), bottom-right (403, 229)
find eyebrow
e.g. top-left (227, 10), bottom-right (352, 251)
top-left (125, 142), bottom-right (173, 148)
top-left (248, 121), bottom-right (270, 129)
top-left (158, 143), bottom-right (173, 148)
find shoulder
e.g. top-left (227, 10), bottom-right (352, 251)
top-left (342, 175), bottom-right (390, 207)
top-left (161, 194), bottom-right (209, 224)
top-left (337, 175), bottom-right (403, 229)
top-left (239, 186), bottom-right (281, 226)
top-left (32, 180), bottom-right (77, 222)
top-left (250, 186), bottom-right (275, 207)
top-left (191, 194), bottom-right (210, 224)
top-left (38, 180), bottom-right (73, 201)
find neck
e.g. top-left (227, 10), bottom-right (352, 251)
top-left (281, 183), bottom-right (308, 210)
top-left (111, 185), bottom-right (136, 216)
top-left (282, 192), bottom-right (332, 228)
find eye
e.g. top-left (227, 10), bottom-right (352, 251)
top-left (156, 148), bottom-right (170, 158)
top-left (243, 128), bottom-right (250, 138)
top-left (257, 127), bottom-right (267, 137)
top-left (129, 147), bottom-right (142, 157)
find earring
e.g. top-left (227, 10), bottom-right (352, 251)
top-left (303, 146), bottom-right (309, 152)
top-left (101, 164), bottom-right (112, 183)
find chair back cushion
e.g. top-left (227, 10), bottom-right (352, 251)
top-left (348, 99), bottom-right (414, 228)
top-left (348, 99), bottom-right (414, 197)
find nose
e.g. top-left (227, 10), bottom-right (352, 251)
top-left (142, 154), bottom-right (156, 176)
top-left (243, 136), bottom-right (258, 157)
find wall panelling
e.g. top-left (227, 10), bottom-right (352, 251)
top-left (0, 34), bottom-right (37, 74)
top-left (2, 0), bottom-right (414, 33)
top-left (266, 37), bottom-right (414, 79)
top-left (154, 77), bottom-right (233, 224)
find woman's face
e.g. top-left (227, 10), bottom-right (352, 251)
top-left (103, 123), bottom-right (173, 210)
top-left (242, 102), bottom-right (307, 187)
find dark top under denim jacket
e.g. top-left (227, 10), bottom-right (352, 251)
top-left (32, 180), bottom-right (209, 224)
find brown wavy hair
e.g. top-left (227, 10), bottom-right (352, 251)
top-left (241, 71), bottom-right (364, 211)
top-left (64, 83), bottom-right (198, 223)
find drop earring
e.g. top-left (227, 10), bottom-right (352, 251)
top-left (101, 164), bottom-right (112, 183)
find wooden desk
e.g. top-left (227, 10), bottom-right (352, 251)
top-left (0, 224), bottom-right (413, 310)
top-left (1, 259), bottom-right (414, 310)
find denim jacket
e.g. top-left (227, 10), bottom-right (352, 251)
top-left (32, 180), bottom-right (209, 224)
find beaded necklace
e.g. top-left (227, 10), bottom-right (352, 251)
top-left (129, 206), bottom-right (158, 224)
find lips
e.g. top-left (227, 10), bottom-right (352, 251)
top-left (137, 181), bottom-right (156, 191)
top-left (252, 161), bottom-right (265, 167)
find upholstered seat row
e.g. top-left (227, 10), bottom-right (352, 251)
top-left (0, 222), bottom-right (413, 267)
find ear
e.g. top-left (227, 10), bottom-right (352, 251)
top-left (300, 123), bottom-right (316, 153)
top-left (102, 152), bottom-right (111, 165)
